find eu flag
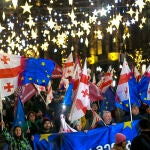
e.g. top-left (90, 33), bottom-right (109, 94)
top-left (63, 83), bottom-right (73, 106)
top-left (21, 58), bottom-right (55, 86)
top-left (100, 87), bottom-right (116, 113)
top-left (13, 97), bottom-right (25, 128)
top-left (138, 75), bottom-right (150, 105)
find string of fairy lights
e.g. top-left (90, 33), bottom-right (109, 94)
top-left (0, 0), bottom-right (149, 61)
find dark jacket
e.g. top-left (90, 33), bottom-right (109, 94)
top-left (130, 130), bottom-right (150, 150)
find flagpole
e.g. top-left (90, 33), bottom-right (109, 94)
top-left (33, 84), bottom-right (46, 105)
top-left (0, 93), bottom-right (4, 130)
top-left (128, 85), bottom-right (133, 122)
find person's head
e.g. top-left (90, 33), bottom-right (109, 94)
top-left (103, 111), bottom-right (112, 125)
top-left (115, 133), bottom-right (126, 147)
top-left (131, 104), bottom-right (139, 115)
top-left (27, 111), bottom-right (36, 122)
top-left (43, 118), bottom-right (53, 131)
top-left (73, 119), bottom-right (82, 131)
top-left (145, 106), bottom-right (150, 114)
top-left (13, 126), bottom-right (23, 138)
top-left (139, 119), bottom-right (150, 131)
top-left (36, 109), bottom-right (43, 118)
top-left (91, 103), bottom-right (98, 112)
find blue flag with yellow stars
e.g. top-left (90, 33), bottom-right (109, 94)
top-left (100, 87), bottom-right (116, 113)
top-left (20, 58), bottom-right (55, 86)
top-left (33, 120), bottom-right (140, 150)
top-left (13, 97), bottom-right (25, 128)
top-left (138, 74), bottom-right (150, 105)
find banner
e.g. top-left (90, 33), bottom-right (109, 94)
top-left (33, 120), bottom-right (140, 150)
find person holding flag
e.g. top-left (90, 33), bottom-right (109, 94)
top-left (1, 121), bottom-right (32, 150)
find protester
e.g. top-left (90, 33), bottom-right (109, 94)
top-left (22, 111), bottom-right (40, 148)
top-left (40, 117), bottom-right (57, 134)
top-left (73, 119), bottom-right (82, 131)
top-left (143, 105), bottom-right (150, 120)
top-left (130, 119), bottom-right (150, 150)
top-left (1, 121), bottom-right (32, 150)
top-left (112, 133), bottom-right (127, 150)
top-left (123, 104), bottom-right (144, 122)
top-left (96, 111), bottom-right (115, 127)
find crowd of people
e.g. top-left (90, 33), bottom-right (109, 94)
top-left (0, 89), bottom-right (150, 150)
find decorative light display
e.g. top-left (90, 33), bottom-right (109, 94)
top-left (0, 0), bottom-right (149, 64)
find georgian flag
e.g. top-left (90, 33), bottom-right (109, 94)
top-left (62, 52), bottom-right (74, 78)
top-left (0, 52), bottom-right (24, 97)
top-left (97, 66), bottom-right (113, 93)
top-left (116, 59), bottom-right (141, 111)
top-left (69, 59), bottom-right (91, 123)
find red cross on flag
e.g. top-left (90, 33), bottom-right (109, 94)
top-left (69, 59), bottom-right (91, 123)
top-left (0, 52), bottom-right (24, 97)
top-left (97, 66), bottom-right (113, 93)
top-left (62, 52), bottom-right (74, 78)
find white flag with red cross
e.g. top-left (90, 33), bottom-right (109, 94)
top-left (62, 52), bottom-right (74, 78)
top-left (0, 52), bottom-right (24, 98)
top-left (97, 66), bottom-right (113, 93)
top-left (69, 59), bottom-right (91, 123)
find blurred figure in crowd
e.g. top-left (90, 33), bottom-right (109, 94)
top-left (130, 119), bottom-right (150, 150)
top-left (112, 133), bottom-right (127, 150)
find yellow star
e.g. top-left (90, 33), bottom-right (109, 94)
top-left (124, 121), bottom-right (132, 129)
top-left (41, 62), bottom-right (45, 66)
top-left (39, 134), bottom-right (50, 142)
top-left (47, 75), bottom-right (51, 78)
top-left (21, 2), bottom-right (33, 14)
top-left (29, 77), bottom-right (32, 81)
top-left (42, 80), bottom-right (46, 83)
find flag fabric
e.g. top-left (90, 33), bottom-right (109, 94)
top-left (138, 65), bottom-right (150, 105)
top-left (63, 83), bottom-right (73, 106)
top-left (46, 81), bottom-right (53, 105)
top-left (91, 111), bottom-right (101, 129)
top-left (0, 52), bottom-right (24, 97)
top-left (134, 67), bottom-right (141, 82)
top-left (62, 52), bottom-right (74, 78)
top-left (20, 58), bottom-right (55, 86)
top-left (59, 77), bottom-right (69, 89)
top-left (69, 59), bottom-right (91, 123)
top-left (89, 82), bottom-right (103, 102)
top-left (59, 114), bottom-right (77, 133)
top-left (92, 73), bottom-right (96, 85)
top-left (33, 120), bottom-right (139, 150)
top-left (72, 57), bottom-right (82, 98)
top-left (52, 63), bottom-right (62, 78)
top-left (17, 84), bottom-right (37, 104)
top-left (100, 87), bottom-right (116, 113)
top-left (34, 84), bottom-right (46, 92)
top-left (116, 59), bottom-right (141, 111)
top-left (97, 66), bottom-right (113, 93)
top-left (13, 97), bottom-right (25, 128)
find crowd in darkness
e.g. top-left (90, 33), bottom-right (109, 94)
top-left (0, 89), bottom-right (150, 149)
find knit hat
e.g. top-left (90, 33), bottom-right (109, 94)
top-left (115, 133), bottom-right (126, 144)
